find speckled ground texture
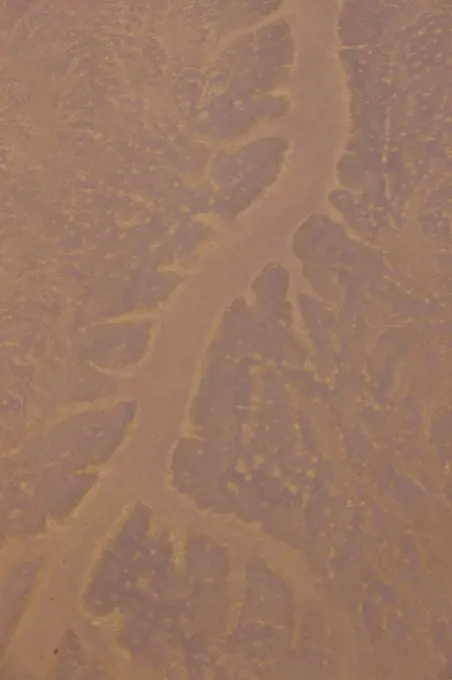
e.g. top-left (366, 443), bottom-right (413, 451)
top-left (1, 0), bottom-right (452, 678)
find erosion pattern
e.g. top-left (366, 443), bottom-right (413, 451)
top-left (0, 0), bottom-right (451, 679)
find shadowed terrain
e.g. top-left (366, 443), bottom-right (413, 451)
top-left (1, 0), bottom-right (452, 679)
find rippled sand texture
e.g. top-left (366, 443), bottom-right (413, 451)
top-left (1, 0), bottom-right (451, 678)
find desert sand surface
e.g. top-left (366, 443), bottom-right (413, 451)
top-left (1, 0), bottom-right (452, 678)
